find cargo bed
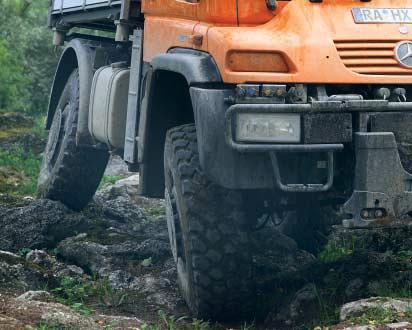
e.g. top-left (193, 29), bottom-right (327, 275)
top-left (49, 0), bottom-right (142, 32)
top-left (51, 0), bottom-right (122, 14)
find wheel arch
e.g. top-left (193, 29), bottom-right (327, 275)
top-left (150, 48), bottom-right (222, 85)
top-left (138, 68), bottom-right (195, 197)
top-left (137, 49), bottom-right (222, 197)
top-left (46, 39), bottom-right (94, 143)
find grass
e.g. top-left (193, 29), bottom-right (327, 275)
top-left (98, 175), bottom-right (123, 190)
top-left (17, 247), bottom-right (32, 258)
top-left (301, 284), bottom-right (340, 330)
top-left (0, 113), bottom-right (47, 196)
top-left (51, 275), bottom-right (129, 317)
top-left (31, 115), bottom-right (48, 140)
top-left (93, 276), bottom-right (127, 308)
top-left (346, 307), bottom-right (412, 326)
top-left (318, 236), bottom-right (356, 263)
top-left (144, 204), bottom-right (166, 218)
top-left (371, 282), bottom-right (412, 299)
top-left (0, 146), bottom-right (42, 196)
top-left (52, 276), bottom-right (94, 316)
top-left (0, 113), bottom-right (128, 197)
top-left (141, 310), bottom-right (212, 330)
top-left (240, 323), bottom-right (256, 330)
top-left (35, 323), bottom-right (57, 330)
top-left (140, 311), bottom-right (257, 330)
top-left (0, 127), bottom-right (30, 140)
top-left (314, 286), bottom-right (340, 327)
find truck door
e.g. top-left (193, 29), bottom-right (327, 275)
top-left (237, 0), bottom-right (289, 25)
top-left (198, 0), bottom-right (238, 24)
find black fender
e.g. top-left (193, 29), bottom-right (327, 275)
top-left (46, 38), bottom-right (128, 145)
top-left (138, 48), bottom-right (222, 165)
top-left (47, 39), bottom-right (96, 145)
top-left (150, 48), bottom-right (222, 85)
top-left (137, 49), bottom-right (222, 197)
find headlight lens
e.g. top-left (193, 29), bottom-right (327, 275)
top-left (235, 113), bottom-right (301, 143)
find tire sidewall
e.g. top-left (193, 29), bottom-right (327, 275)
top-left (164, 126), bottom-right (256, 320)
top-left (164, 137), bottom-right (198, 312)
top-left (38, 70), bottom-right (79, 194)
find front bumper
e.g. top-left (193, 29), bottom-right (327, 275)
top-left (191, 86), bottom-right (412, 227)
top-left (190, 86), bottom-right (412, 191)
top-left (225, 101), bottom-right (412, 152)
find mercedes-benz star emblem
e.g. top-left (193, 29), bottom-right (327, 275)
top-left (395, 41), bottom-right (412, 68)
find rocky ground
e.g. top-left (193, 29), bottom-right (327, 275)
top-left (1, 111), bottom-right (412, 329)
top-left (0, 175), bottom-right (184, 329)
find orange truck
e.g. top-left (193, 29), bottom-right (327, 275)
top-left (41, 0), bottom-right (412, 320)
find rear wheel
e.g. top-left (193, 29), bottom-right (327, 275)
top-left (164, 124), bottom-right (256, 320)
top-left (37, 69), bottom-right (109, 211)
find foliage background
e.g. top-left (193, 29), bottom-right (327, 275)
top-left (0, 0), bottom-right (57, 114)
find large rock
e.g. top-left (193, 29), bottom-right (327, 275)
top-left (0, 297), bottom-right (99, 330)
top-left (331, 225), bottom-right (412, 255)
top-left (94, 315), bottom-right (144, 330)
top-left (331, 325), bottom-right (412, 330)
top-left (247, 223), bottom-right (317, 327)
top-left (16, 290), bottom-right (52, 302)
top-left (58, 189), bottom-right (182, 314)
top-left (340, 297), bottom-right (412, 321)
top-left (25, 249), bottom-right (86, 283)
top-left (323, 225), bottom-right (412, 304)
top-left (58, 235), bottom-right (111, 276)
top-left (99, 196), bottom-right (147, 225)
top-left (0, 250), bottom-right (51, 293)
top-left (58, 215), bottom-right (170, 278)
top-left (95, 175), bottom-right (140, 203)
top-left (252, 223), bottom-right (315, 279)
top-left (104, 155), bottom-right (132, 177)
top-left (0, 292), bottom-right (146, 330)
top-left (265, 222), bottom-right (412, 329)
top-left (57, 217), bottom-right (176, 302)
top-left (26, 250), bottom-right (53, 269)
top-left (95, 174), bottom-right (165, 220)
top-left (0, 199), bottom-right (90, 251)
top-left (61, 180), bottom-right (170, 275)
top-left (57, 229), bottom-right (183, 313)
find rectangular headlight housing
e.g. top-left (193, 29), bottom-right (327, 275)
top-left (235, 113), bottom-right (301, 143)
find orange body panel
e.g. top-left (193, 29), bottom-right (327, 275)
top-left (142, 0), bottom-right (412, 84)
top-left (237, 0), bottom-right (287, 25)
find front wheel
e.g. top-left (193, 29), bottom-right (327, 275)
top-left (164, 124), bottom-right (256, 320)
top-left (37, 69), bottom-right (109, 210)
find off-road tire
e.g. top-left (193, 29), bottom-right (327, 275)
top-left (164, 124), bottom-right (255, 320)
top-left (37, 69), bottom-right (109, 211)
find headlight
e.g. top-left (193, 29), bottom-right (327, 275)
top-left (235, 113), bottom-right (301, 143)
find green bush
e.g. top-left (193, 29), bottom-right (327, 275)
top-left (0, 0), bottom-right (58, 114)
top-left (0, 39), bottom-right (25, 111)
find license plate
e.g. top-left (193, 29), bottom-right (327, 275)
top-left (352, 8), bottom-right (412, 23)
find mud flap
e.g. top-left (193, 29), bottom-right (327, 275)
top-left (343, 132), bottom-right (412, 228)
